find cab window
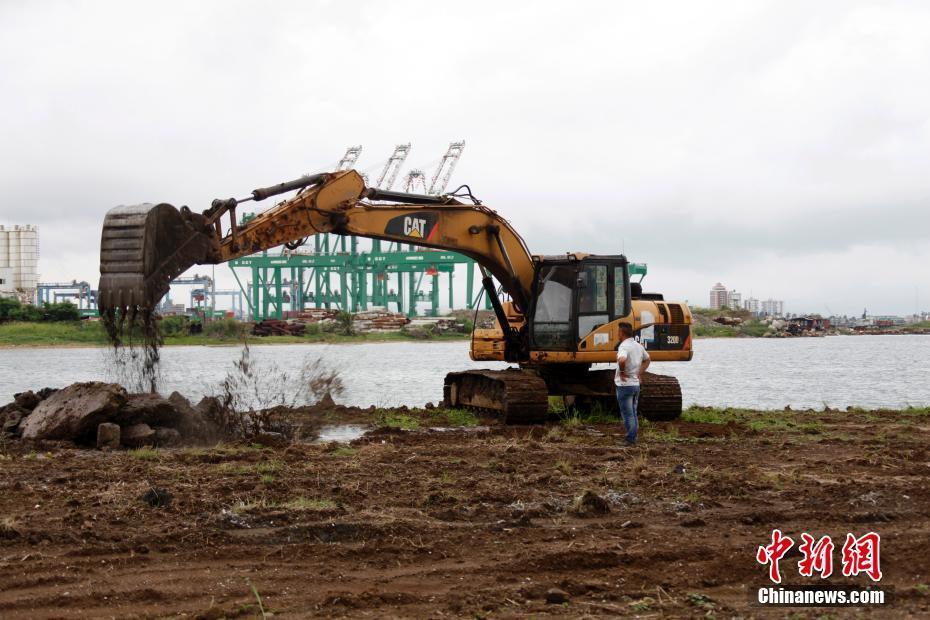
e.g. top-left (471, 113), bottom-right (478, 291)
top-left (579, 265), bottom-right (607, 313)
top-left (614, 267), bottom-right (627, 317)
top-left (531, 264), bottom-right (574, 349)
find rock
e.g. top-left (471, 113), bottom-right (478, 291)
top-left (140, 487), bottom-right (172, 508)
top-left (1, 404), bottom-right (29, 435)
top-left (153, 427), bottom-right (181, 447)
top-left (13, 391), bottom-right (41, 411)
top-left (121, 423), bottom-right (155, 447)
top-left (19, 382), bottom-right (127, 444)
top-left (681, 517), bottom-right (706, 527)
top-left (117, 394), bottom-right (179, 426)
top-left (545, 588), bottom-right (570, 604)
top-left (96, 422), bottom-right (121, 449)
top-left (168, 392), bottom-right (214, 443)
top-left (36, 387), bottom-right (59, 400)
top-left (673, 463), bottom-right (687, 474)
top-left (572, 490), bottom-right (610, 517)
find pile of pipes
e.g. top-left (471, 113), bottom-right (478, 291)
top-left (353, 309), bottom-right (411, 332)
top-left (251, 319), bottom-right (307, 337)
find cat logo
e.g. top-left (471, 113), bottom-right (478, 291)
top-left (384, 211), bottom-right (439, 241)
top-left (403, 216), bottom-right (427, 238)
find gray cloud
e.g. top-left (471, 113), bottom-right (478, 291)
top-left (2, 0), bottom-right (929, 315)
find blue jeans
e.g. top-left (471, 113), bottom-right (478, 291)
top-left (616, 385), bottom-right (640, 444)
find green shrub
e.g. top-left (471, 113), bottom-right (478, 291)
top-left (0, 298), bottom-right (78, 322)
top-left (204, 317), bottom-right (246, 339)
top-left (158, 315), bottom-right (191, 337)
top-left (43, 301), bottom-right (80, 321)
top-left (335, 311), bottom-right (354, 336)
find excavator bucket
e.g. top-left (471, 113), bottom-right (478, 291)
top-left (98, 203), bottom-right (217, 311)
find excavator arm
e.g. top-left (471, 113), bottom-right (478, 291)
top-left (99, 170), bottom-right (535, 321)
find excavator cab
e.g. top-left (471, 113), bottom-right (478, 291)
top-left (529, 255), bottom-right (631, 351)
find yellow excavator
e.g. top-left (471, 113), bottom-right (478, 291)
top-left (98, 170), bottom-right (693, 422)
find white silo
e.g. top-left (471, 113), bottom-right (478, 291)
top-left (0, 224), bottom-right (39, 303)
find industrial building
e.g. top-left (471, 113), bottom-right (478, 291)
top-left (0, 224), bottom-right (39, 303)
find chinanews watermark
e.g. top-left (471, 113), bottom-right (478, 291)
top-left (754, 529), bottom-right (890, 607)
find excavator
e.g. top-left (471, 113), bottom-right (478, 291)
top-left (98, 170), bottom-right (693, 423)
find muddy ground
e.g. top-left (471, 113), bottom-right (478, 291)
top-left (1, 404), bottom-right (929, 618)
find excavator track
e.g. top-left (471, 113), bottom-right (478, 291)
top-left (443, 369), bottom-right (549, 424)
top-left (638, 372), bottom-right (683, 422)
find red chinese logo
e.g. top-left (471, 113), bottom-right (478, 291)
top-left (756, 529), bottom-right (795, 584)
top-left (841, 532), bottom-right (882, 582)
top-left (757, 530), bottom-right (882, 583)
top-left (798, 533), bottom-right (834, 578)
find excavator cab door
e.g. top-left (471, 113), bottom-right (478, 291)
top-left (529, 256), bottom-right (631, 351)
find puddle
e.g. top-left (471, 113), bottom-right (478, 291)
top-left (315, 424), bottom-right (370, 443)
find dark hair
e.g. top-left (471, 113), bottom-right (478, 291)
top-left (618, 323), bottom-right (633, 337)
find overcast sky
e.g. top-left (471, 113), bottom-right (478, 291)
top-left (2, 0), bottom-right (929, 315)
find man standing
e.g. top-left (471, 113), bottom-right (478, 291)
top-left (616, 323), bottom-right (650, 446)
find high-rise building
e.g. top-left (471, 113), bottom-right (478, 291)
top-left (761, 299), bottom-right (784, 317)
top-left (709, 282), bottom-right (728, 309)
top-left (744, 297), bottom-right (760, 315)
top-left (727, 290), bottom-right (742, 310)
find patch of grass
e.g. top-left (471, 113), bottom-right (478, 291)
top-left (914, 583), bottom-right (929, 596)
top-left (0, 320), bottom-right (108, 346)
top-left (0, 319), bottom-right (471, 348)
top-left (283, 497), bottom-right (337, 511)
top-left (641, 421), bottom-right (681, 442)
top-left (681, 406), bottom-right (732, 424)
top-left (686, 592), bottom-right (716, 610)
top-left (249, 581), bottom-right (268, 620)
top-left (330, 446), bottom-right (357, 457)
top-left (560, 411), bottom-right (584, 429)
top-left (232, 498), bottom-right (275, 513)
top-left (128, 447), bottom-right (159, 461)
top-left (628, 597), bottom-right (655, 612)
top-left (219, 463), bottom-right (252, 475)
top-left (376, 410), bottom-right (421, 430)
top-left (555, 460), bottom-right (573, 475)
top-left (255, 460), bottom-right (282, 474)
top-left (548, 396), bottom-right (567, 414)
top-left (438, 408), bottom-right (480, 427)
top-left (260, 474), bottom-right (274, 484)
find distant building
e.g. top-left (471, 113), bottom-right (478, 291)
top-left (727, 290), bottom-right (742, 310)
top-left (709, 282), bottom-right (728, 309)
top-left (0, 224), bottom-right (39, 303)
top-left (744, 297), bottom-right (760, 314)
top-left (761, 299), bottom-right (784, 317)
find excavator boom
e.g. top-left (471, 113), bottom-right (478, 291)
top-left (99, 170), bottom-right (533, 315)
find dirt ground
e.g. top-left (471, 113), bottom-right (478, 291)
top-left (1, 404), bottom-right (929, 618)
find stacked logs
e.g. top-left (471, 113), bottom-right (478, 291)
top-left (251, 319), bottom-right (306, 337)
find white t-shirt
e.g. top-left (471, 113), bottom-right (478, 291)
top-left (615, 337), bottom-right (650, 386)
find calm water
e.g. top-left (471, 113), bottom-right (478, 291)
top-left (1, 336), bottom-right (929, 410)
